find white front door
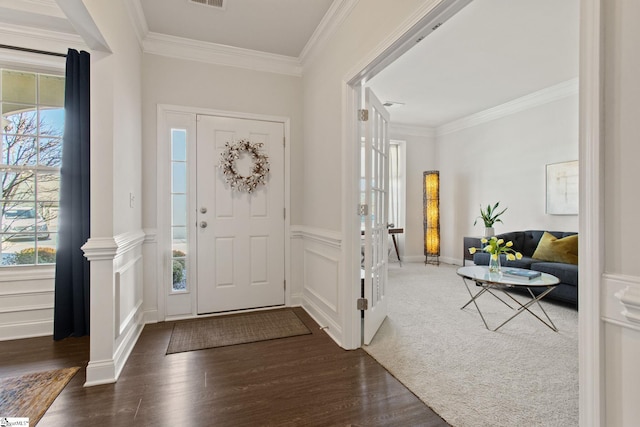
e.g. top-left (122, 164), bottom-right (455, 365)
top-left (362, 88), bottom-right (390, 344)
top-left (196, 115), bottom-right (285, 314)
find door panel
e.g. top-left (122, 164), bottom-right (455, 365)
top-left (362, 88), bottom-right (390, 345)
top-left (196, 115), bottom-right (285, 314)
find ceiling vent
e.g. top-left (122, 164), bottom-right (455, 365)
top-left (189, 0), bottom-right (225, 9)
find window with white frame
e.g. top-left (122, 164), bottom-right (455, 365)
top-left (171, 128), bottom-right (188, 292)
top-left (359, 139), bottom-right (406, 230)
top-left (388, 140), bottom-right (406, 230)
top-left (0, 68), bottom-right (64, 266)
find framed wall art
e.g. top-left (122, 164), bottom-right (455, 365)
top-left (546, 160), bottom-right (578, 215)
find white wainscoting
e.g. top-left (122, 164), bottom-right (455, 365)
top-left (141, 228), bottom-right (159, 323)
top-left (83, 229), bottom-right (146, 386)
top-left (291, 226), bottom-right (343, 346)
top-left (602, 273), bottom-right (640, 332)
top-left (0, 267), bottom-right (55, 340)
top-left (602, 273), bottom-right (640, 426)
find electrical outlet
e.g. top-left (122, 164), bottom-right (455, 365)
top-left (129, 192), bottom-right (135, 208)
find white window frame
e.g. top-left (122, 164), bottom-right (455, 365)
top-left (389, 139), bottom-right (406, 230)
top-left (0, 57), bottom-right (65, 280)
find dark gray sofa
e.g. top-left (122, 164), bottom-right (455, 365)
top-left (472, 230), bottom-right (578, 307)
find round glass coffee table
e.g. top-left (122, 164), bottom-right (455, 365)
top-left (456, 265), bottom-right (560, 331)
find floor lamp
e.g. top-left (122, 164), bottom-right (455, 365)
top-left (423, 171), bottom-right (440, 265)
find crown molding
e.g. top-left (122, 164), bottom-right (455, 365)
top-left (125, 0), bottom-right (149, 48)
top-left (436, 78), bottom-right (579, 136)
top-left (143, 32), bottom-right (302, 77)
top-left (389, 123), bottom-right (436, 138)
top-left (299, 0), bottom-right (359, 68)
top-left (55, 0), bottom-right (110, 52)
top-left (4, 0), bottom-right (66, 18)
top-left (128, 0), bottom-right (357, 76)
top-left (0, 22), bottom-right (85, 55)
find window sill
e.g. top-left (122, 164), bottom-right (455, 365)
top-left (0, 264), bottom-right (55, 282)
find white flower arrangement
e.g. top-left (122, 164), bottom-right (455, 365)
top-left (218, 139), bottom-right (270, 193)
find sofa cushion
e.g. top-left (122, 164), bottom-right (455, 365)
top-left (493, 232), bottom-right (524, 252)
top-left (504, 256), bottom-right (538, 269)
top-left (521, 231), bottom-right (547, 257)
top-left (531, 262), bottom-right (579, 287)
top-left (532, 232), bottom-right (579, 265)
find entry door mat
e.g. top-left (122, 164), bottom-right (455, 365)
top-left (166, 309), bottom-right (312, 354)
top-left (0, 366), bottom-right (80, 425)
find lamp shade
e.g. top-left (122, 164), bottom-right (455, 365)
top-left (423, 171), bottom-right (440, 263)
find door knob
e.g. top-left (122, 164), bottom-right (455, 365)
top-left (200, 221), bottom-right (208, 228)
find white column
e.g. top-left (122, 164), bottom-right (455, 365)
top-left (82, 237), bottom-right (118, 387)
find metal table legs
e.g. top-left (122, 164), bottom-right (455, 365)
top-left (460, 277), bottom-right (559, 332)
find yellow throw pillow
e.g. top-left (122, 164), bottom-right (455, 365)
top-left (532, 232), bottom-right (578, 265)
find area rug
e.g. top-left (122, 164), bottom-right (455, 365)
top-left (0, 367), bottom-right (80, 425)
top-left (363, 262), bottom-right (578, 427)
top-left (166, 309), bottom-right (311, 354)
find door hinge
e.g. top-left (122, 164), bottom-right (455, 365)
top-left (357, 298), bottom-right (368, 310)
top-left (284, 279), bottom-right (286, 291)
top-left (283, 136), bottom-right (286, 147)
top-left (358, 109), bottom-right (369, 121)
top-left (358, 204), bottom-right (368, 216)
top-left (283, 207), bottom-right (286, 219)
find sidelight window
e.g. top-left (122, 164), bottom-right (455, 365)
top-left (171, 128), bottom-right (188, 292)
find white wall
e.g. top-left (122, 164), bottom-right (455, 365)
top-left (601, 0), bottom-right (640, 425)
top-left (81, 0), bottom-right (146, 386)
top-left (301, 0), bottom-right (447, 348)
top-left (302, 0), bottom-right (433, 232)
top-left (437, 94), bottom-right (579, 264)
top-left (140, 54), bottom-right (303, 320)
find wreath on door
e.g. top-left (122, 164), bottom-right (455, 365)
top-left (218, 139), bottom-right (270, 193)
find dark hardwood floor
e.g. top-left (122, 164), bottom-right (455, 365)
top-left (0, 308), bottom-right (449, 426)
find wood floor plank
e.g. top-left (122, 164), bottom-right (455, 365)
top-left (0, 308), bottom-right (449, 426)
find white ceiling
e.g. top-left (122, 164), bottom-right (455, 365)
top-left (368, 0), bottom-right (580, 128)
top-left (139, 0), bottom-right (334, 57)
top-left (0, 0), bottom-right (75, 34)
top-left (1, 0), bottom-right (579, 129)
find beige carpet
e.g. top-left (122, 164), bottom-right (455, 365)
top-left (0, 367), bottom-right (80, 425)
top-left (167, 309), bottom-right (311, 354)
top-left (363, 262), bottom-right (578, 427)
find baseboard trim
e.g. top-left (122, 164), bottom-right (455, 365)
top-left (0, 320), bottom-right (52, 341)
top-left (290, 293), bottom-right (304, 307)
top-left (301, 296), bottom-right (342, 347)
top-left (113, 310), bottom-right (145, 381)
top-left (85, 359), bottom-right (116, 387)
top-left (143, 309), bottom-right (159, 324)
top-left (401, 256), bottom-right (460, 266)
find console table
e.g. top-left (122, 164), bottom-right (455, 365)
top-left (361, 228), bottom-right (404, 266)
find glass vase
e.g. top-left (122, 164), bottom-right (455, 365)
top-left (488, 254), bottom-right (501, 273)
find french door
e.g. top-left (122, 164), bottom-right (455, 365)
top-left (361, 88), bottom-right (390, 344)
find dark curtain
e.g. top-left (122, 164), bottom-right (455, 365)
top-left (53, 49), bottom-right (91, 340)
